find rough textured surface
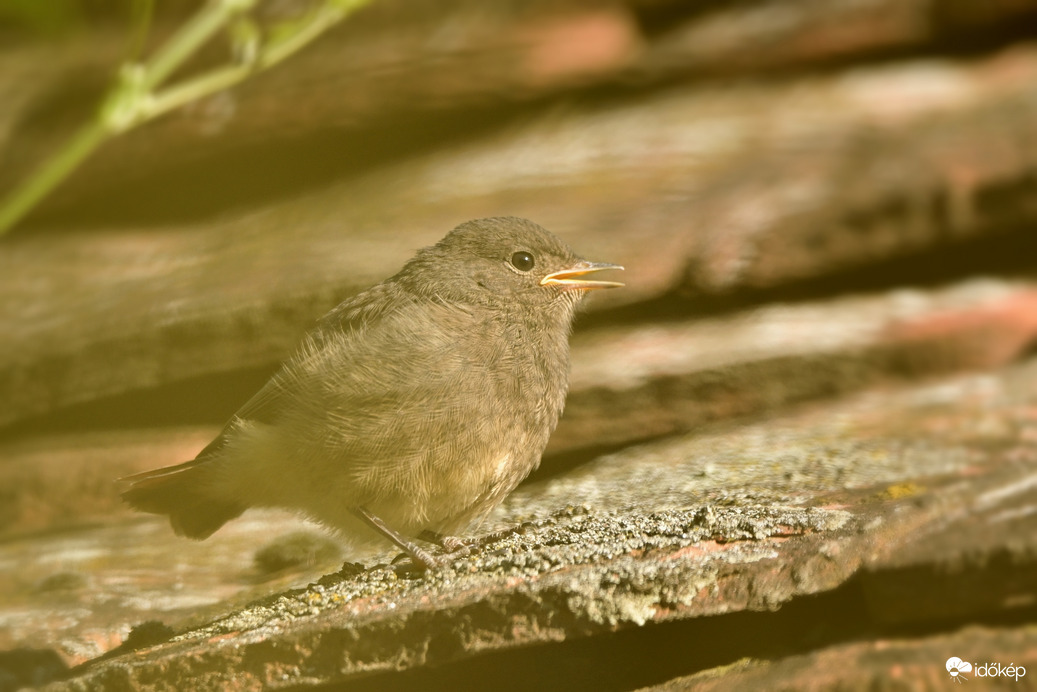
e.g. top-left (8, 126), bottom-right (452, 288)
top-left (7, 359), bottom-right (1035, 689)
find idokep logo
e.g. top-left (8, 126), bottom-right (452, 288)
top-left (946, 658), bottom-right (972, 682)
top-left (946, 657), bottom-right (1027, 683)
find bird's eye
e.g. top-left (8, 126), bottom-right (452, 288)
top-left (511, 251), bottom-right (535, 272)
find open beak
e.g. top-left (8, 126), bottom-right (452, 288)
top-left (540, 261), bottom-right (624, 291)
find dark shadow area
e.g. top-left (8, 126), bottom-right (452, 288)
top-left (631, 0), bottom-right (1037, 61)
top-left (0, 648), bottom-right (68, 692)
top-left (0, 364), bottom-right (276, 441)
top-left (631, 0), bottom-right (759, 37)
top-left (288, 579), bottom-right (1037, 692)
top-left (527, 435), bottom-right (668, 484)
top-left (577, 223), bottom-right (1037, 329)
top-left (0, 621), bottom-right (175, 692)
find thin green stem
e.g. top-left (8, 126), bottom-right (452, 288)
top-left (127, 0), bottom-right (155, 62)
top-left (0, 120), bottom-right (108, 234)
top-left (141, 1), bottom-right (372, 124)
top-left (144, 64), bottom-right (248, 119)
top-left (145, 0), bottom-right (251, 91)
top-left (0, 0), bottom-right (371, 236)
top-left (262, 3), bottom-right (350, 67)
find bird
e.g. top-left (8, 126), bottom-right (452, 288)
top-left (121, 217), bottom-right (623, 568)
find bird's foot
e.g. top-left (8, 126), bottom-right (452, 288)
top-left (474, 523), bottom-right (532, 546)
top-left (422, 523), bottom-right (530, 552)
top-left (416, 523), bottom-right (531, 558)
top-left (383, 531), bottom-right (469, 571)
top-left (354, 507), bottom-right (472, 572)
top-left (392, 522), bottom-right (537, 573)
top-left (388, 543), bottom-right (470, 574)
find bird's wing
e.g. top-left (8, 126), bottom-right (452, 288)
top-left (192, 282), bottom-right (402, 462)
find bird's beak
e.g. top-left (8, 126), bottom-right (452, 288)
top-left (540, 261), bottom-right (624, 291)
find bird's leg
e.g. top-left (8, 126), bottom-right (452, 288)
top-left (352, 506), bottom-right (445, 571)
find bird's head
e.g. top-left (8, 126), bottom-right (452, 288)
top-left (402, 217), bottom-right (623, 313)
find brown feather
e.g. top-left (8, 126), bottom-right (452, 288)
top-left (121, 461), bottom-right (244, 539)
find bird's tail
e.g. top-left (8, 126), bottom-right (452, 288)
top-left (120, 459), bottom-right (244, 539)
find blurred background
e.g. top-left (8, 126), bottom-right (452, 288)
top-left (2, 0), bottom-right (1037, 688)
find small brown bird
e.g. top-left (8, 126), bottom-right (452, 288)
top-left (122, 217), bottom-right (622, 568)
